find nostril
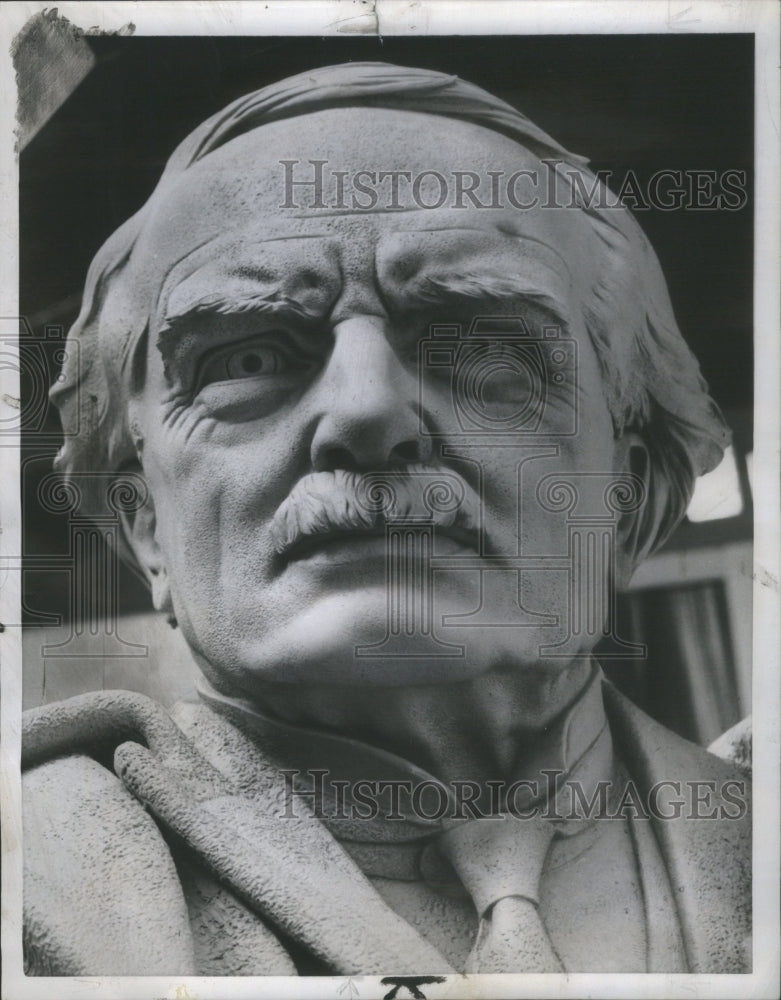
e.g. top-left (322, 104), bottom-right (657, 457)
top-left (315, 445), bottom-right (362, 473)
top-left (392, 440), bottom-right (425, 464)
top-left (313, 438), bottom-right (427, 473)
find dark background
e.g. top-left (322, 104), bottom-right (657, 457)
top-left (21, 32), bottom-right (754, 402)
top-left (19, 35), bottom-right (754, 739)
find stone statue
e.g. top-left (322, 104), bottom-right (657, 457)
top-left (22, 63), bottom-right (750, 977)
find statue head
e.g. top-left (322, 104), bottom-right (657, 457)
top-left (50, 63), bottom-right (729, 699)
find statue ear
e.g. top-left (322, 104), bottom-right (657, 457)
top-left (117, 473), bottom-right (173, 618)
top-left (613, 431), bottom-right (674, 588)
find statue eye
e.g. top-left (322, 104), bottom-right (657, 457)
top-left (196, 337), bottom-right (296, 390)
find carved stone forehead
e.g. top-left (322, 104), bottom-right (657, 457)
top-left (122, 107), bottom-right (597, 332)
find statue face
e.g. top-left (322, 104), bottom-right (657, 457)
top-left (127, 107), bottom-right (631, 696)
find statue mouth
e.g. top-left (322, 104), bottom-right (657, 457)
top-left (269, 466), bottom-right (483, 568)
top-left (279, 522), bottom-right (480, 567)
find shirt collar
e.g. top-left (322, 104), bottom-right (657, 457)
top-left (197, 660), bottom-right (611, 838)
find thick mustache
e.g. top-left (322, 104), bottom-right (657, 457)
top-left (270, 465), bottom-right (481, 559)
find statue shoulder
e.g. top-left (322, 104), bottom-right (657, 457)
top-left (22, 695), bottom-right (197, 976)
top-left (23, 689), bottom-right (182, 769)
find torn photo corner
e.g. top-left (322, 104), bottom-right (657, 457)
top-left (1, 2), bottom-right (779, 999)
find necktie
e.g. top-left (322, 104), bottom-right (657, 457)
top-left (439, 815), bottom-right (563, 974)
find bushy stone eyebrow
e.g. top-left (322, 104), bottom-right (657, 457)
top-left (157, 291), bottom-right (323, 353)
top-left (392, 270), bottom-right (572, 329)
top-left (161, 291), bottom-right (319, 330)
top-left (151, 230), bottom-right (342, 335)
top-left (155, 271), bottom-right (572, 369)
top-left (153, 224), bottom-right (575, 391)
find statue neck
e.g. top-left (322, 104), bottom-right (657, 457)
top-left (199, 658), bottom-right (598, 788)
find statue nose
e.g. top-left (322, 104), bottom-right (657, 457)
top-left (309, 316), bottom-right (431, 472)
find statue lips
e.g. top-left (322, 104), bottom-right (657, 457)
top-left (279, 522), bottom-right (480, 569)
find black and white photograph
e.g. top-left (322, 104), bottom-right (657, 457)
top-left (1, 2), bottom-right (779, 998)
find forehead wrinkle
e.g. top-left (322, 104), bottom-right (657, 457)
top-left (503, 233), bottom-right (573, 278)
top-left (150, 229), bottom-right (340, 318)
top-left (227, 232), bottom-right (337, 242)
top-left (289, 206), bottom-right (426, 219)
top-left (151, 234), bottom-right (232, 337)
top-left (138, 231), bottom-right (222, 325)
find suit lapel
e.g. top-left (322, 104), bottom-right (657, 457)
top-left (603, 682), bottom-right (751, 972)
top-left (24, 685), bottom-right (752, 975)
top-left (24, 691), bottom-right (454, 976)
top-left (168, 699), bottom-right (455, 975)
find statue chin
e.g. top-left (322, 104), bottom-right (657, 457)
top-left (189, 584), bottom-right (580, 694)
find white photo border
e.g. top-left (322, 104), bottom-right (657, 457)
top-left (1, 2), bottom-right (778, 998)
